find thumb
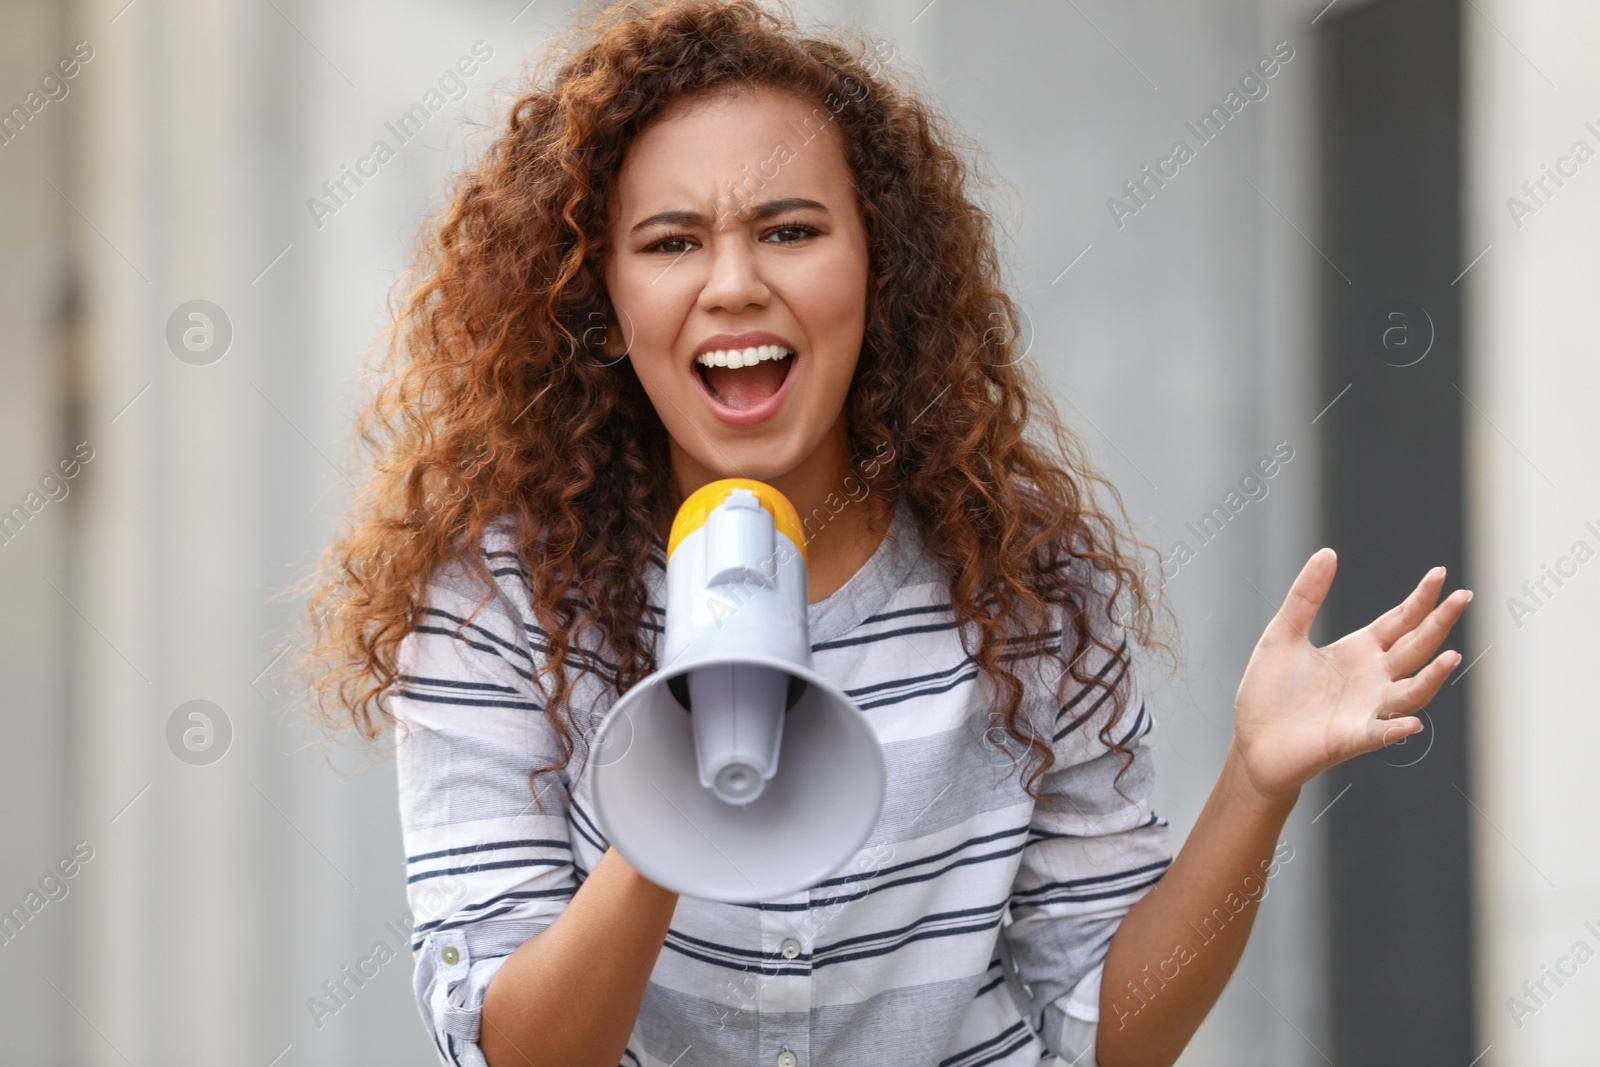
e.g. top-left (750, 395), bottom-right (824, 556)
top-left (1273, 547), bottom-right (1336, 641)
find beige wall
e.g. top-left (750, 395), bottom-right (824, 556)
top-left (0, 1), bottom-right (75, 1061)
top-left (1463, 2), bottom-right (1600, 1062)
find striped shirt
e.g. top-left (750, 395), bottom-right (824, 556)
top-left (392, 498), bottom-right (1172, 1067)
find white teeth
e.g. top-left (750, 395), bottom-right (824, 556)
top-left (696, 344), bottom-right (793, 369)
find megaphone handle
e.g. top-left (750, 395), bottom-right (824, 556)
top-left (705, 489), bottom-right (777, 591)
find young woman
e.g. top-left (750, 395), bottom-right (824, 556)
top-left (301, 2), bottom-right (1471, 1065)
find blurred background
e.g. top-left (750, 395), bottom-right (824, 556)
top-left (1, 0), bottom-right (1594, 1063)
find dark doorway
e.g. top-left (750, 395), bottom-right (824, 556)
top-left (1317, 0), bottom-right (1475, 1062)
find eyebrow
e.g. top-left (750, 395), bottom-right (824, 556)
top-left (629, 197), bottom-right (830, 235)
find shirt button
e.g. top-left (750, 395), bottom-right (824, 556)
top-left (440, 946), bottom-right (459, 966)
top-left (777, 1052), bottom-right (798, 1067)
top-left (779, 938), bottom-right (801, 960)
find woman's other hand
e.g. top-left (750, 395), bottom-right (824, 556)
top-left (1228, 548), bottom-right (1472, 805)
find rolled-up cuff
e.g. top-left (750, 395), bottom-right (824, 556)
top-left (1047, 960), bottom-right (1103, 1066)
top-left (414, 921), bottom-right (553, 1065)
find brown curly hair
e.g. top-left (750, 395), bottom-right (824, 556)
top-left (293, 0), bottom-right (1178, 811)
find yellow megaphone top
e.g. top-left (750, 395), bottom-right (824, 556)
top-left (666, 479), bottom-right (808, 565)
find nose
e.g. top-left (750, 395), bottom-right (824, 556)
top-left (696, 232), bottom-right (771, 315)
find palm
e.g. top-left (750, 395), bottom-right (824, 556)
top-left (1230, 548), bottom-right (1472, 803)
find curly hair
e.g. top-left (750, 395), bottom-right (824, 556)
top-left (294, 0), bottom-right (1178, 812)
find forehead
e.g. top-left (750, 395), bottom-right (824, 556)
top-left (611, 86), bottom-right (855, 224)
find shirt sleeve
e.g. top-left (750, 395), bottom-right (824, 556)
top-left (390, 534), bottom-right (579, 1067)
top-left (998, 572), bottom-right (1173, 1067)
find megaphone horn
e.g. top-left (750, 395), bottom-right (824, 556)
top-left (589, 479), bottom-right (887, 903)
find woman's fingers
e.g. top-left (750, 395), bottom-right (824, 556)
top-left (1383, 587), bottom-right (1473, 679)
top-left (1273, 547), bottom-right (1337, 642)
top-left (1373, 648), bottom-right (1461, 729)
top-left (1372, 714), bottom-right (1425, 749)
top-left (1368, 565), bottom-right (1447, 651)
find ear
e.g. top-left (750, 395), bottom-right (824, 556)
top-left (586, 306), bottom-right (630, 366)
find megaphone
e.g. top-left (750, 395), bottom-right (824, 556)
top-left (588, 479), bottom-right (887, 903)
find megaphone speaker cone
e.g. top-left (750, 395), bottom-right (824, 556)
top-left (589, 654), bottom-right (886, 903)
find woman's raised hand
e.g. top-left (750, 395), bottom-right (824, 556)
top-left (1228, 548), bottom-right (1473, 805)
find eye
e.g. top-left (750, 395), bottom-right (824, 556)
top-left (763, 221), bottom-right (820, 244)
top-left (644, 234), bottom-right (697, 255)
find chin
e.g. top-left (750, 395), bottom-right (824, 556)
top-left (695, 440), bottom-right (803, 484)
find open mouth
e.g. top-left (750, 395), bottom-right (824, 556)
top-left (693, 345), bottom-right (796, 411)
